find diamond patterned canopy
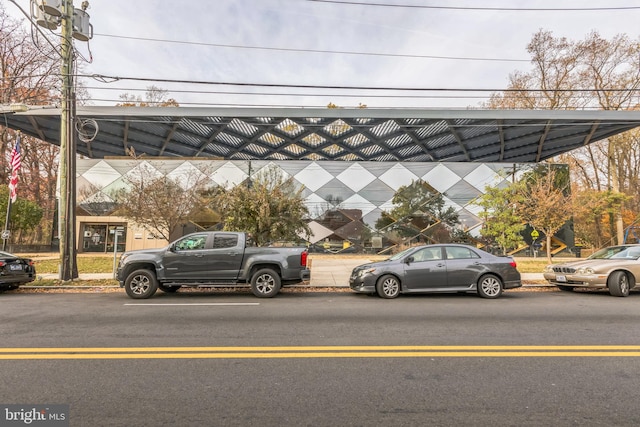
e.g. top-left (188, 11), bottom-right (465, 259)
top-left (3, 106), bottom-right (640, 162)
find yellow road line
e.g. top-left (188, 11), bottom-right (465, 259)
top-left (1, 345), bottom-right (640, 353)
top-left (1, 346), bottom-right (640, 359)
top-left (2, 352), bottom-right (640, 359)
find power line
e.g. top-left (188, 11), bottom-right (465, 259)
top-left (83, 73), bottom-right (640, 93)
top-left (307, 0), bottom-right (640, 11)
top-left (93, 33), bottom-right (528, 63)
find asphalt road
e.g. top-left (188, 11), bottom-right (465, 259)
top-left (2, 289), bottom-right (640, 426)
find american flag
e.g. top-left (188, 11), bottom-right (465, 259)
top-left (8, 135), bottom-right (21, 203)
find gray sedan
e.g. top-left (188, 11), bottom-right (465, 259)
top-left (349, 244), bottom-right (522, 299)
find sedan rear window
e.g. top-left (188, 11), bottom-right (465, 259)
top-left (445, 246), bottom-right (480, 260)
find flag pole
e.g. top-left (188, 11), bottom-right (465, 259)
top-left (2, 192), bottom-right (11, 251)
top-left (3, 131), bottom-right (20, 252)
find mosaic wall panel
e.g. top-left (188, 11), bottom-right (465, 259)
top-left (77, 159), bottom-right (525, 253)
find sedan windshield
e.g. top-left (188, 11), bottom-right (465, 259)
top-left (588, 246), bottom-right (640, 260)
top-left (387, 247), bottom-right (418, 261)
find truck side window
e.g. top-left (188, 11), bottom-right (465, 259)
top-left (213, 235), bottom-right (238, 249)
top-left (175, 235), bottom-right (207, 251)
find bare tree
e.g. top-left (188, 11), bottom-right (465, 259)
top-left (484, 29), bottom-right (640, 247)
top-left (516, 166), bottom-right (573, 263)
top-left (117, 85), bottom-right (179, 107)
top-left (112, 161), bottom-right (211, 241)
top-left (0, 6), bottom-right (60, 244)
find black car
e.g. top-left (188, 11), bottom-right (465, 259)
top-left (349, 244), bottom-right (521, 299)
top-left (0, 251), bottom-right (36, 292)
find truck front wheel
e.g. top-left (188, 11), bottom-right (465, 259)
top-left (250, 268), bottom-right (281, 298)
top-left (124, 269), bottom-right (159, 299)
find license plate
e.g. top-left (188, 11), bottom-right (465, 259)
top-left (556, 275), bottom-right (566, 282)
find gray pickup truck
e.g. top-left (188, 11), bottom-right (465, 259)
top-left (116, 231), bottom-right (310, 299)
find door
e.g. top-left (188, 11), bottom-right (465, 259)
top-left (163, 233), bottom-right (211, 281)
top-left (402, 247), bottom-right (447, 291)
top-left (201, 233), bottom-right (244, 281)
top-left (443, 246), bottom-right (483, 287)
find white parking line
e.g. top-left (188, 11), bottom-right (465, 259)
top-left (124, 303), bottom-right (260, 306)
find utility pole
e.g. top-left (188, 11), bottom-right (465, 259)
top-left (58, 0), bottom-right (77, 280)
top-left (14, 0), bottom-right (93, 279)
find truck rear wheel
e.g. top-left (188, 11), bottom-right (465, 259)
top-left (250, 268), bottom-right (281, 298)
top-left (124, 269), bottom-right (158, 299)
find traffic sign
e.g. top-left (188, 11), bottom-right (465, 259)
top-left (531, 230), bottom-right (539, 239)
top-left (1, 230), bottom-right (10, 240)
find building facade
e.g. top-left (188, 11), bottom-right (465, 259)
top-left (76, 158), bottom-right (567, 254)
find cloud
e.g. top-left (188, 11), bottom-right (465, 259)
top-left (6, 0), bottom-right (640, 108)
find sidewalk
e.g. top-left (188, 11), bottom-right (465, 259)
top-left (37, 259), bottom-right (546, 287)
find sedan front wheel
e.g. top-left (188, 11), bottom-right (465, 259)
top-left (477, 274), bottom-right (503, 299)
top-left (608, 271), bottom-right (630, 297)
top-left (376, 275), bottom-right (400, 299)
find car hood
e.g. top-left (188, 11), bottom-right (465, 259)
top-left (352, 259), bottom-right (392, 272)
top-left (553, 258), bottom-right (635, 269)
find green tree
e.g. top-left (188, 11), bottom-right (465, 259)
top-left (207, 165), bottom-right (311, 246)
top-left (0, 187), bottom-right (43, 244)
top-left (476, 185), bottom-right (525, 255)
top-left (375, 180), bottom-right (459, 244)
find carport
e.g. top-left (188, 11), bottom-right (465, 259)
top-left (3, 106), bottom-right (640, 162)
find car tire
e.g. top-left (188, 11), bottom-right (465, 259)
top-left (477, 274), bottom-right (503, 299)
top-left (250, 268), bottom-right (281, 298)
top-left (158, 284), bottom-right (181, 293)
top-left (608, 271), bottom-right (630, 297)
top-left (124, 269), bottom-right (159, 299)
top-left (556, 285), bottom-right (574, 292)
top-left (376, 275), bottom-right (400, 299)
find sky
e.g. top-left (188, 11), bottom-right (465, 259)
top-left (5, 0), bottom-right (640, 109)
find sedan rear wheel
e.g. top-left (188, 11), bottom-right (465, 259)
top-left (477, 274), bottom-right (503, 299)
top-left (376, 275), bottom-right (400, 299)
top-left (608, 271), bottom-right (630, 297)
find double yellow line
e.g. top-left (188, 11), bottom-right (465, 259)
top-left (1, 345), bottom-right (640, 359)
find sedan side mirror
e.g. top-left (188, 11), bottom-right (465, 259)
top-left (404, 256), bottom-right (414, 264)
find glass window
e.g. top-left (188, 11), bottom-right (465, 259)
top-left (213, 234), bottom-right (238, 249)
top-left (411, 247), bottom-right (442, 262)
top-left (445, 246), bottom-right (480, 260)
top-left (175, 234), bottom-right (208, 251)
